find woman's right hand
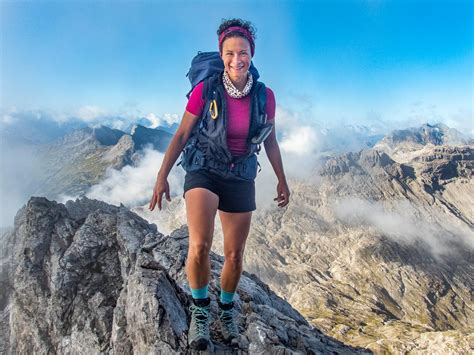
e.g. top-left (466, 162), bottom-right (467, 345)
top-left (149, 176), bottom-right (171, 211)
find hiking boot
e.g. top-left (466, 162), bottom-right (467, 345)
top-left (188, 298), bottom-right (211, 350)
top-left (218, 300), bottom-right (239, 343)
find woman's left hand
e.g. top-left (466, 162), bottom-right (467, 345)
top-left (274, 180), bottom-right (290, 208)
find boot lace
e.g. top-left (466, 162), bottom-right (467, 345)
top-left (190, 304), bottom-right (210, 338)
top-left (220, 307), bottom-right (239, 337)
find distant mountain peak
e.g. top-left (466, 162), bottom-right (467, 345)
top-left (379, 123), bottom-right (470, 148)
top-left (131, 125), bottom-right (173, 151)
top-left (322, 149), bottom-right (398, 176)
top-left (372, 123), bottom-right (473, 164)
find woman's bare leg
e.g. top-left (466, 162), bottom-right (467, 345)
top-left (185, 188), bottom-right (219, 289)
top-left (218, 210), bottom-right (252, 292)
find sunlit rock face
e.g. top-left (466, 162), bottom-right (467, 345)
top-left (0, 196), bottom-right (368, 354)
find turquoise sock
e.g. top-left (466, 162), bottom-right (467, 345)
top-left (190, 284), bottom-right (208, 300)
top-left (220, 289), bottom-right (235, 304)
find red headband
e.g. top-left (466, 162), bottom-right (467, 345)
top-left (218, 26), bottom-right (255, 57)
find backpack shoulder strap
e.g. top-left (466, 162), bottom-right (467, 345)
top-left (202, 72), bottom-right (223, 100)
top-left (186, 52), bottom-right (223, 99)
top-left (254, 81), bottom-right (267, 117)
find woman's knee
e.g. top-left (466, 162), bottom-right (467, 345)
top-left (188, 241), bottom-right (212, 261)
top-left (224, 250), bottom-right (244, 268)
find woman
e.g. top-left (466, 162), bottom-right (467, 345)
top-left (149, 18), bottom-right (290, 350)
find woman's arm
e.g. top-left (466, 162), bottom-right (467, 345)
top-left (157, 111), bottom-right (199, 179)
top-left (149, 110), bottom-right (200, 211)
top-left (263, 120), bottom-right (290, 207)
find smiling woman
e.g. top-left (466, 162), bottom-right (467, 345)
top-left (218, 23), bottom-right (255, 93)
top-left (149, 18), bottom-right (290, 351)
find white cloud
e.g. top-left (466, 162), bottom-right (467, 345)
top-left (333, 197), bottom-right (474, 260)
top-left (110, 119), bottom-right (128, 131)
top-left (1, 114), bottom-right (14, 124)
top-left (444, 108), bottom-right (474, 138)
top-left (145, 112), bottom-right (180, 128)
top-left (0, 107), bottom-right (19, 125)
top-left (0, 143), bottom-right (43, 227)
top-left (280, 126), bottom-right (317, 154)
top-left (84, 147), bottom-right (185, 208)
top-left (75, 105), bottom-right (108, 122)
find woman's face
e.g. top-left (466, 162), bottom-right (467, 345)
top-left (221, 36), bottom-right (252, 84)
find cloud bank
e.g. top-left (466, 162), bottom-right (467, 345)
top-left (333, 197), bottom-right (474, 260)
top-left (76, 148), bottom-right (185, 208)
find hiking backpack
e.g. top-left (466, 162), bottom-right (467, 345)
top-left (179, 51), bottom-right (268, 181)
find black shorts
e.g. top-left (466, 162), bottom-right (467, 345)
top-left (183, 169), bottom-right (256, 213)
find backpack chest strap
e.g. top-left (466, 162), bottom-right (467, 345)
top-left (192, 150), bottom-right (249, 173)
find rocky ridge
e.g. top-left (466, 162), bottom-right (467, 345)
top-left (0, 196), bottom-right (369, 354)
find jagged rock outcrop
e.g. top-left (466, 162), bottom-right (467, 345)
top-left (409, 145), bottom-right (473, 227)
top-left (0, 196), bottom-right (369, 354)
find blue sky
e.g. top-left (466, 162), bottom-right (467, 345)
top-left (1, 0), bottom-right (473, 130)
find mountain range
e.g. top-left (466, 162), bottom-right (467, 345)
top-left (0, 120), bottom-right (472, 353)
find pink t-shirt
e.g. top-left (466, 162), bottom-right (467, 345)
top-left (186, 81), bottom-right (276, 156)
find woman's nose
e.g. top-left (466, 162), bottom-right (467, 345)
top-left (231, 54), bottom-right (241, 63)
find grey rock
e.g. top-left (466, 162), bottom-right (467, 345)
top-left (1, 196), bottom-right (369, 354)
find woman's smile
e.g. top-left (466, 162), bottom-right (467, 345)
top-left (230, 65), bottom-right (245, 74)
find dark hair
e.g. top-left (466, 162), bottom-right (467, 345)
top-left (217, 18), bottom-right (257, 52)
